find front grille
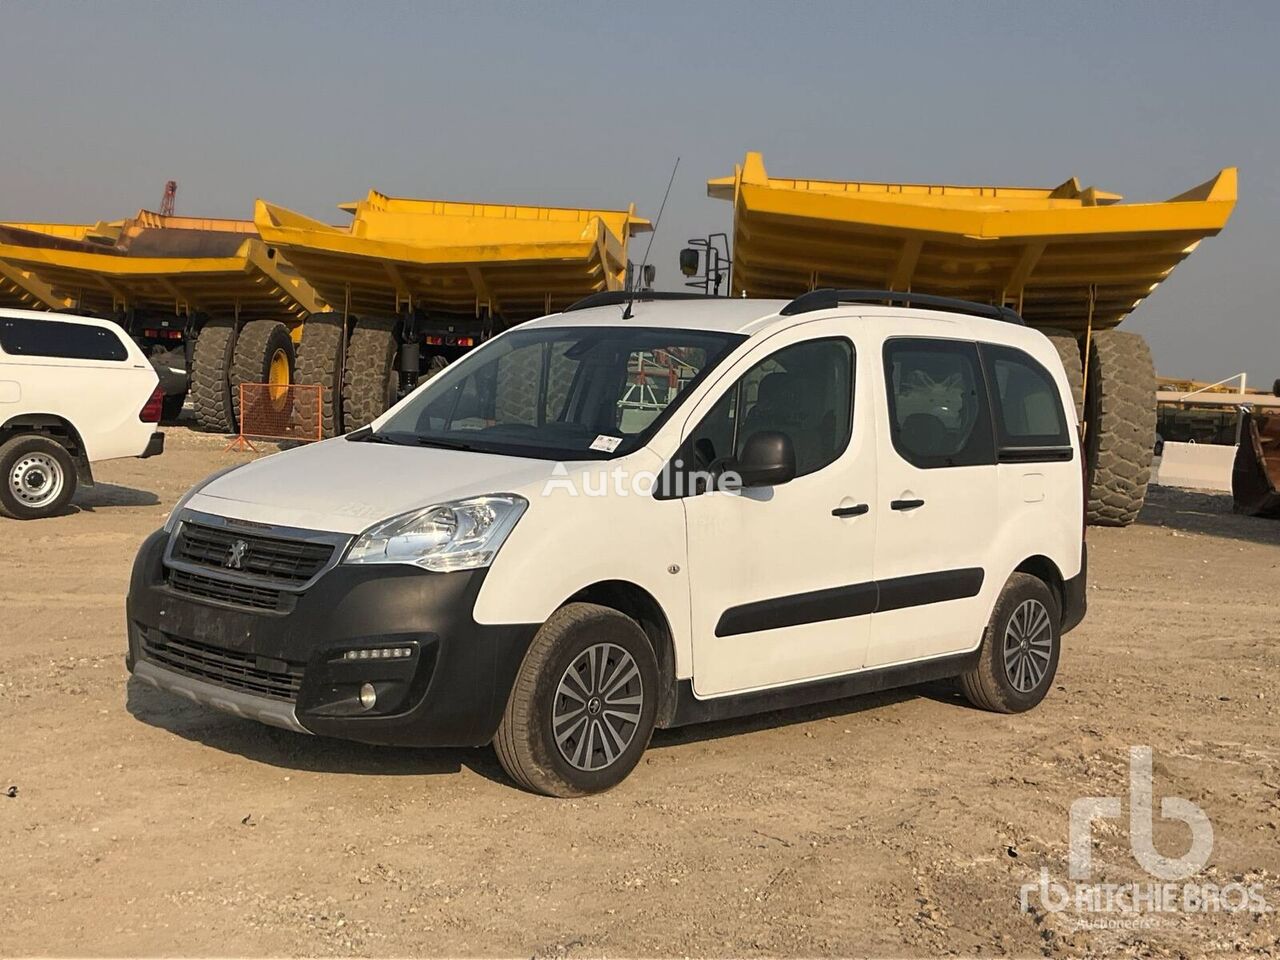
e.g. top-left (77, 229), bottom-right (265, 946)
top-left (141, 631), bottom-right (304, 702)
top-left (173, 521), bottom-right (334, 584)
top-left (167, 568), bottom-right (282, 611)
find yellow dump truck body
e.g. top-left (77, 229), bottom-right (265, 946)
top-left (255, 191), bottom-right (650, 320)
top-left (0, 212), bottom-right (324, 321)
top-left (709, 152), bottom-right (1236, 332)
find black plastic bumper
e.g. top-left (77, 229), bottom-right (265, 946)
top-left (125, 528), bottom-right (538, 747)
top-left (1061, 544), bottom-right (1087, 635)
top-left (140, 432), bottom-right (165, 459)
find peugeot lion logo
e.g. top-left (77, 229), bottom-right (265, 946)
top-left (225, 539), bottom-right (249, 570)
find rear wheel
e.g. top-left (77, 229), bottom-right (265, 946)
top-left (494, 603), bottom-right (659, 797)
top-left (959, 573), bottom-right (1060, 713)
top-left (293, 312), bottom-right (346, 438)
top-left (343, 319), bottom-right (399, 431)
top-left (0, 434), bottom-right (77, 520)
top-left (190, 318), bottom-right (237, 433)
top-left (231, 320), bottom-right (296, 428)
top-left (1085, 330), bottom-right (1156, 526)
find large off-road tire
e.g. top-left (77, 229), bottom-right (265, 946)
top-left (230, 320), bottom-right (296, 427)
top-left (959, 573), bottom-right (1061, 714)
top-left (1040, 327), bottom-right (1084, 423)
top-left (0, 433), bottom-right (77, 520)
top-left (190, 318), bottom-right (238, 433)
top-left (494, 603), bottom-right (659, 798)
top-left (342, 319), bottom-right (399, 431)
top-left (1085, 330), bottom-right (1156, 526)
top-left (293, 313), bottom-right (346, 439)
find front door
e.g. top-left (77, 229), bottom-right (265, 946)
top-left (680, 320), bottom-right (878, 697)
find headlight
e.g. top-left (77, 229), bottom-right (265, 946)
top-left (163, 464), bottom-right (244, 532)
top-left (345, 495), bottom-right (527, 572)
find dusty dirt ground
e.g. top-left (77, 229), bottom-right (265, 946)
top-left (1, 427), bottom-right (1278, 959)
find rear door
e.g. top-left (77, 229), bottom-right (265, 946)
top-left (679, 318), bottom-right (878, 697)
top-left (865, 328), bottom-right (998, 667)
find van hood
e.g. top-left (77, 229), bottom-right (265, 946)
top-left (185, 437), bottom-right (574, 535)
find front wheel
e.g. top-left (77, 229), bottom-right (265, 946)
top-left (0, 434), bottom-right (78, 520)
top-left (959, 573), bottom-right (1061, 713)
top-left (494, 603), bottom-right (659, 797)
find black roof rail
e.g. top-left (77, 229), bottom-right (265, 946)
top-left (562, 291), bottom-right (718, 313)
top-left (779, 288), bottom-right (1024, 325)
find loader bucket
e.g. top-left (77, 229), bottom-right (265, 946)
top-left (1232, 410), bottom-right (1280, 518)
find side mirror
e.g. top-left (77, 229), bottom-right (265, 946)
top-left (679, 247), bottom-right (700, 277)
top-left (736, 431), bottom-right (797, 488)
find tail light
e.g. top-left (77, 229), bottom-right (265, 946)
top-left (140, 385), bottom-right (164, 423)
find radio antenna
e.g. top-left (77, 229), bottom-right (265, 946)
top-left (623, 156), bottom-right (679, 320)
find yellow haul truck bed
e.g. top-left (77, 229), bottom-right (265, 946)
top-left (0, 212), bottom-right (326, 432)
top-left (708, 151), bottom-right (1237, 527)
top-left (254, 191), bottom-right (650, 433)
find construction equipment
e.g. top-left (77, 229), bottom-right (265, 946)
top-left (708, 152), bottom-right (1237, 525)
top-left (1233, 410), bottom-right (1280, 518)
top-left (0, 212), bottom-right (325, 430)
top-left (254, 192), bottom-right (650, 435)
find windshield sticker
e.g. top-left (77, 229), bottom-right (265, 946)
top-left (590, 435), bottom-right (623, 453)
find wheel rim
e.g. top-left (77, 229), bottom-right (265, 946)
top-left (268, 347), bottom-right (291, 405)
top-left (1003, 598), bottom-right (1053, 693)
top-left (553, 642), bottom-right (644, 772)
top-left (10, 453), bottom-right (64, 509)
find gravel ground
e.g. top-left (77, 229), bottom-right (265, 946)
top-left (1, 428), bottom-right (1278, 958)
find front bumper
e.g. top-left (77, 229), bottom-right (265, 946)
top-left (125, 527), bottom-right (538, 747)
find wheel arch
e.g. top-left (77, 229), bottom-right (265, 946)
top-left (565, 579), bottom-right (680, 727)
top-left (1012, 554), bottom-right (1065, 618)
top-left (0, 413), bottom-right (93, 484)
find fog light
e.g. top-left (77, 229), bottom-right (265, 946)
top-left (359, 683), bottom-right (377, 710)
top-left (342, 647), bottom-right (413, 661)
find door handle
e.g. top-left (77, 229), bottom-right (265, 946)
top-left (831, 503), bottom-right (869, 517)
top-left (890, 498), bottom-right (925, 511)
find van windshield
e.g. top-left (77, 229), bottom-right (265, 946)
top-left (370, 325), bottom-right (745, 459)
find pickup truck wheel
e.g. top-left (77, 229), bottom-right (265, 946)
top-left (0, 434), bottom-right (77, 520)
top-left (495, 603), bottom-right (659, 797)
top-left (959, 573), bottom-right (1060, 714)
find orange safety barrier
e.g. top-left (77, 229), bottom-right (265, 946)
top-left (226, 382), bottom-right (323, 450)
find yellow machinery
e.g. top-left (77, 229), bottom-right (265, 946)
top-left (255, 192), bottom-right (650, 433)
top-left (709, 152), bottom-right (1237, 525)
top-left (0, 212), bottom-right (326, 431)
top-left (0, 223), bottom-right (96, 310)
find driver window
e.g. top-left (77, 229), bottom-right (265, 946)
top-left (687, 337), bottom-right (853, 478)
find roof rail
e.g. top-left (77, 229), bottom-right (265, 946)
top-left (563, 290), bottom-right (717, 313)
top-left (779, 288), bottom-right (1024, 325)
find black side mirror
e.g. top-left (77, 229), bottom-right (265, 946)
top-left (736, 431), bottom-right (797, 488)
top-left (679, 247), bottom-right (700, 277)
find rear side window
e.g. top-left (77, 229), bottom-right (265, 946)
top-left (883, 338), bottom-right (994, 468)
top-left (981, 344), bottom-right (1073, 460)
top-left (0, 318), bottom-right (128, 362)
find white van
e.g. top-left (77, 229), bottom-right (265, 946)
top-left (126, 291), bottom-right (1086, 796)
top-left (0, 308), bottom-right (164, 519)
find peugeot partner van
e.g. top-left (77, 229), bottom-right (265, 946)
top-left (126, 290), bottom-right (1086, 796)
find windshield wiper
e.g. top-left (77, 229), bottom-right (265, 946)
top-left (346, 428), bottom-right (407, 445)
top-left (409, 436), bottom-right (479, 452)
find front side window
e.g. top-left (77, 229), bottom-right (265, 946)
top-left (0, 319), bottom-right (128, 362)
top-left (884, 338), bottom-right (994, 468)
top-left (374, 326), bottom-right (743, 460)
top-left (685, 337), bottom-right (854, 479)
top-left (982, 344), bottom-right (1072, 458)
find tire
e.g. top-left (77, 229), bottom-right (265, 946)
top-left (190, 318), bottom-right (238, 433)
top-left (343, 319), bottom-right (399, 431)
top-left (0, 434), bottom-right (77, 520)
top-left (959, 573), bottom-right (1061, 714)
top-left (293, 312), bottom-right (346, 439)
top-left (494, 603), bottom-right (659, 797)
top-left (231, 320), bottom-right (296, 427)
top-left (161, 390), bottom-right (187, 423)
top-left (1040, 327), bottom-right (1084, 423)
top-left (1085, 330), bottom-right (1156, 526)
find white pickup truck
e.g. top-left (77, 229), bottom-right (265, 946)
top-left (0, 308), bottom-right (165, 519)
